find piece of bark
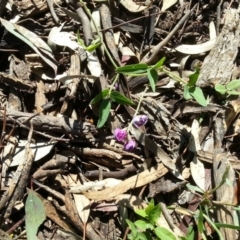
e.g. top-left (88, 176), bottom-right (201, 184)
top-left (1, 124), bottom-right (34, 219)
top-left (197, 6), bottom-right (240, 88)
top-left (15, 0), bottom-right (63, 17)
top-left (34, 79), bottom-right (47, 113)
top-left (60, 53), bottom-right (80, 115)
top-left (213, 150), bottom-right (237, 240)
top-left (0, 108), bottom-right (95, 135)
top-left (100, 4), bottom-right (121, 65)
top-left (0, 72), bottom-right (36, 93)
top-left (197, 150), bottom-right (240, 170)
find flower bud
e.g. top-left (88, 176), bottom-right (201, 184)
top-left (124, 140), bottom-right (136, 151)
top-left (114, 128), bottom-right (127, 142)
top-left (132, 115), bottom-right (148, 128)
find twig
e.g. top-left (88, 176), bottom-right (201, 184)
top-left (46, 0), bottom-right (60, 25)
top-left (141, 4), bottom-right (197, 64)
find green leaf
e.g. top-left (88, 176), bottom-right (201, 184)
top-left (214, 223), bottom-right (240, 230)
top-left (135, 209), bottom-right (148, 218)
top-left (198, 207), bottom-right (204, 233)
top-left (25, 189), bottom-right (46, 240)
top-left (226, 90), bottom-right (240, 95)
top-left (97, 99), bottom-right (111, 128)
top-left (110, 91), bottom-right (134, 105)
top-left (90, 89), bottom-right (109, 104)
top-left (86, 38), bottom-right (102, 52)
top-left (183, 85), bottom-right (192, 100)
top-left (126, 219), bottom-right (138, 238)
top-left (116, 63), bottom-right (148, 73)
top-left (186, 183), bottom-right (204, 194)
top-left (77, 30), bottom-right (86, 48)
top-left (226, 80), bottom-right (240, 91)
top-left (189, 86), bottom-right (207, 107)
top-left (145, 199), bottom-right (155, 216)
top-left (186, 225), bottom-right (195, 240)
top-left (148, 204), bottom-right (161, 225)
top-left (188, 66), bottom-right (200, 87)
top-left (203, 214), bottom-right (224, 240)
top-left (147, 68), bottom-right (158, 92)
top-left (152, 57), bottom-right (166, 69)
top-left (215, 84), bottom-right (227, 95)
top-left (0, 18), bottom-right (57, 74)
top-left (137, 232), bottom-right (148, 240)
top-left (135, 220), bottom-right (154, 231)
top-left (154, 227), bottom-right (176, 240)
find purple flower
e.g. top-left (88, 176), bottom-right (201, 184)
top-left (114, 128), bottom-right (127, 142)
top-left (132, 115), bottom-right (148, 128)
top-left (124, 140), bottom-right (136, 151)
top-left (114, 83), bottom-right (119, 90)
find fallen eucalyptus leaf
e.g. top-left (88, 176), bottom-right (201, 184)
top-left (11, 140), bottom-right (56, 167)
top-left (25, 189), bottom-right (46, 240)
top-left (120, 0), bottom-right (150, 12)
top-left (175, 38), bottom-right (216, 54)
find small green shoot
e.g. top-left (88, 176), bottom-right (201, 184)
top-left (126, 199), bottom-right (176, 240)
top-left (215, 79), bottom-right (240, 96)
top-left (183, 67), bottom-right (207, 106)
top-left (77, 30), bottom-right (101, 52)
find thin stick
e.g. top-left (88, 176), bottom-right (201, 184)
top-left (141, 4), bottom-right (197, 64)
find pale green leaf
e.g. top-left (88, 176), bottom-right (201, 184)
top-left (183, 85), bottom-right (192, 100)
top-left (226, 80), bottom-right (240, 91)
top-left (188, 67), bottom-right (200, 87)
top-left (126, 219), bottom-right (138, 238)
top-left (25, 189), bottom-right (46, 240)
top-left (226, 90), bottom-right (240, 95)
top-left (148, 204), bottom-right (161, 225)
top-left (90, 89), bottom-right (109, 104)
top-left (152, 57), bottom-right (166, 69)
top-left (110, 91), bottom-right (134, 105)
top-left (135, 220), bottom-right (154, 231)
top-left (189, 86), bottom-right (207, 107)
top-left (215, 84), bottom-right (227, 95)
top-left (97, 99), bottom-right (111, 128)
top-left (154, 227), bottom-right (176, 240)
top-left (147, 68), bottom-right (158, 92)
top-left (116, 63), bottom-right (148, 73)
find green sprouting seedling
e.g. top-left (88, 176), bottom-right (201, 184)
top-left (215, 79), bottom-right (240, 97)
top-left (126, 199), bottom-right (177, 240)
top-left (179, 165), bottom-right (240, 240)
top-left (77, 30), bottom-right (102, 52)
top-left (182, 66), bottom-right (207, 107)
top-left (116, 58), bottom-right (208, 107)
top-left (90, 74), bottom-right (134, 128)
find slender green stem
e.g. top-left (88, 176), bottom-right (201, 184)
top-left (203, 214), bottom-right (224, 240)
top-left (79, 0), bottom-right (118, 68)
top-left (108, 74), bottom-right (119, 95)
top-left (161, 67), bottom-right (188, 85)
top-left (127, 85), bottom-right (149, 132)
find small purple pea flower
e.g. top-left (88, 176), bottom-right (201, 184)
top-left (124, 140), bottom-right (136, 151)
top-left (132, 115), bottom-right (148, 128)
top-left (114, 128), bottom-right (127, 142)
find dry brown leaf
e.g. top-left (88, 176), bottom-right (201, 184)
top-left (36, 192), bottom-right (76, 233)
top-left (120, 0), bottom-right (150, 12)
top-left (83, 163), bottom-right (168, 200)
top-left (161, 0), bottom-right (177, 11)
top-left (73, 194), bottom-right (90, 224)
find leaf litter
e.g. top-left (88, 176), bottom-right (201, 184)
top-left (0, 0), bottom-right (240, 240)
